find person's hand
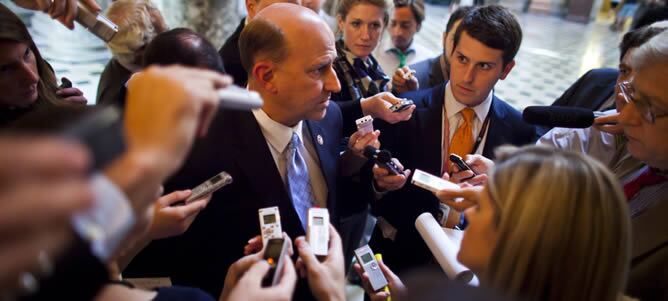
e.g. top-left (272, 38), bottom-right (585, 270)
top-left (244, 233), bottom-right (294, 256)
top-left (448, 154), bottom-right (492, 186)
top-left (372, 159), bottom-right (411, 192)
top-left (593, 112), bottom-right (623, 135)
top-left (435, 184), bottom-right (484, 212)
top-left (295, 225), bottom-right (346, 301)
top-left (391, 66), bottom-right (419, 94)
top-left (353, 258), bottom-right (406, 301)
top-left (146, 190), bottom-right (210, 240)
top-left (56, 87), bottom-right (88, 105)
top-left (347, 130), bottom-right (381, 158)
top-left (220, 252), bottom-right (297, 301)
top-left (0, 137), bottom-right (93, 295)
top-left (360, 92), bottom-right (415, 124)
top-left (124, 66), bottom-right (232, 178)
top-left (11, 0), bottom-right (101, 29)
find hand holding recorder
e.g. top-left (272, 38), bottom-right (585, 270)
top-left (295, 224), bottom-right (346, 301)
top-left (221, 249), bottom-right (297, 301)
top-left (353, 252), bottom-right (406, 301)
top-left (369, 147), bottom-right (411, 192)
top-left (360, 92), bottom-right (415, 125)
top-left (392, 66), bottom-right (419, 94)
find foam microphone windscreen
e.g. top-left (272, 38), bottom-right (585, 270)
top-left (522, 106), bottom-right (595, 128)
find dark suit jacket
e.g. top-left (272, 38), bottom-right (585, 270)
top-left (409, 55), bottom-right (447, 91)
top-left (371, 83), bottom-right (537, 272)
top-left (539, 68), bottom-right (619, 136)
top-left (126, 102), bottom-right (368, 299)
top-left (96, 58), bottom-right (131, 108)
top-left (627, 195), bottom-right (668, 301)
top-left (219, 18), bottom-right (247, 86)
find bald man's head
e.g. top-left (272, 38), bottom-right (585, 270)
top-left (239, 3), bottom-right (341, 126)
top-left (239, 3), bottom-right (333, 74)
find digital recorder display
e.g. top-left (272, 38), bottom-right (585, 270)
top-left (263, 214), bottom-right (276, 224)
top-left (314, 216), bottom-right (324, 225)
top-left (361, 253), bottom-right (373, 264)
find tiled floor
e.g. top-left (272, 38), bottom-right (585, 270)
top-left (7, 1), bottom-right (624, 110)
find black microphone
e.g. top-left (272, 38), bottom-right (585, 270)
top-left (522, 106), bottom-right (602, 128)
top-left (363, 146), bottom-right (403, 175)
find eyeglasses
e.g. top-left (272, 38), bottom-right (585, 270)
top-left (618, 81), bottom-right (668, 124)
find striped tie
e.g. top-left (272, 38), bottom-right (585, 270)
top-left (286, 132), bottom-right (315, 230)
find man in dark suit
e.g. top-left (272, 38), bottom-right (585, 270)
top-left (370, 5), bottom-right (537, 274)
top-left (128, 5), bottom-right (377, 299)
top-left (218, 0), bottom-right (299, 86)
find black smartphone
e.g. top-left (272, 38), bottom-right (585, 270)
top-left (59, 77), bottom-right (73, 89)
top-left (262, 238), bottom-right (289, 287)
top-left (448, 154), bottom-right (476, 175)
top-left (389, 99), bottom-right (414, 113)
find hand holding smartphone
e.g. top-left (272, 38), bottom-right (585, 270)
top-left (262, 238), bottom-right (290, 287)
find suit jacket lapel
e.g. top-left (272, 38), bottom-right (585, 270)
top-left (415, 84), bottom-right (445, 175)
top-left (304, 120), bottom-right (336, 215)
top-left (632, 197), bottom-right (668, 261)
top-left (482, 96), bottom-right (508, 159)
top-left (231, 112), bottom-right (305, 235)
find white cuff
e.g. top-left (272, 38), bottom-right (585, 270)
top-left (72, 173), bottom-right (136, 262)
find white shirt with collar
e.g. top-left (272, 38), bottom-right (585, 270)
top-left (440, 82), bottom-right (493, 174)
top-left (373, 36), bottom-right (435, 75)
top-left (252, 109), bottom-right (328, 208)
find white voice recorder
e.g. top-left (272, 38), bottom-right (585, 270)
top-left (354, 245), bottom-right (388, 292)
top-left (185, 171), bottom-right (233, 204)
top-left (259, 206), bottom-right (283, 246)
top-left (307, 208), bottom-right (329, 256)
top-left (218, 85), bottom-right (263, 110)
top-left (411, 169), bottom-right (460, 194)
top-left (355, 115), bottom-right (374, 135)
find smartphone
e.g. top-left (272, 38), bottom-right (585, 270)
top-left (411, 169), bottom-right (460, 194)
top-left (389, 99), bottom-right (414, 113)
top-left (185, 171), bottom-right (233, 204)
top-left (262, 238), bottom-right (289, 287)
top-left (448, 154), bottom-right (476, 173)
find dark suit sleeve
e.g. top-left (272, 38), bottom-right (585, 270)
top-left (338, 99), bottom-right (364, 136)
top-left (22, 233), bottom-right (109, 301)
top-left (219, 20), bottom-right (248, 87)
top-left (552, 70), bottom-right (592, 107)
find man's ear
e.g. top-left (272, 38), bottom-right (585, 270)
top-left (252, 61), bottom-right (278, 93)
top-left (499, 60), bottom-right (515, 80)
top-left (246, 0), bottom-right (256, 19)
top-left (416, 22), bottom-right (422, 32)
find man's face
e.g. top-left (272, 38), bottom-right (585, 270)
top-left (389, 7), bottom-right (419, 51)
top-left (271, 21), bottom-right (341, 125)
top-left (449, 31), bottom-right (514, 106)
top-left (301, 0), bottom-right (324, 13)
top-left (443, 20), bottom-right (462, 63)
top-left (0, 41), bottom-right (39, 108)
top-left (338, 4), bottom-right (385, 59)
top-left (619, 63), bottom-right (668, 169)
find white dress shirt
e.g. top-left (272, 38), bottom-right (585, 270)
top-left (252, 109), bottom-right (328, 208)
top-left (373, 36), bottom-right (435, 75)
top-left (72, 174), bottom-right (135, 262)
top-left (440, 83), bottom-right (493, 174)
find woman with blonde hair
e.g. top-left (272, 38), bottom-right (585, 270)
top-left (357, 145), bottom-right (632, 301)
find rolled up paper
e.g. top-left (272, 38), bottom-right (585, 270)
top-left (415, 212), bottom-right (478, 285)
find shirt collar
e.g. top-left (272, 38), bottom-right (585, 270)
top-left (444, 82), bottom-right (493, 122)
top-left (252, 108), bottom-right (303, 153)
top-left (385, 43), bottom-right (416, 55)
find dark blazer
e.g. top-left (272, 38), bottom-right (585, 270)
top-left (218, 18), bottom-right (247, 86)
top-left (539, 68), bottom-right (619, 136)
top-left (551, 68), bottom-right (618, 110)
top-left (370, 83), bottom-right (537, 272)
top-left (409, 54), bottom-right (447, 91)
top-left (96, 58), bottom-right (132, 108)
top-left (126, 102), bottom-right (367, 299)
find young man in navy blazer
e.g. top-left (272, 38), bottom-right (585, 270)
top-left (369, 5), bottom-right (537, 273)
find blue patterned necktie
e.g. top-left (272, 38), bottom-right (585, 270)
top-left (286, 132), bottom-right (315, 230)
